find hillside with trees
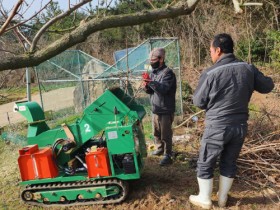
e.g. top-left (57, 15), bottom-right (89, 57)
top-left (0, 0), bottom-right (279, 86)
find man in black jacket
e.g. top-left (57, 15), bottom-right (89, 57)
top-left (143, 47), bottom-right (177, 166)
top-left (189, 33), bottom-right (274, 209)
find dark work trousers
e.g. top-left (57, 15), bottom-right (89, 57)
top-left (153, 113), bottom-right (174, 155)
top-left (197, 124), bottom-right (247, 179)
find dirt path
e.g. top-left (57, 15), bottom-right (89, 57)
top-left (0, 87), bottom-right (75, 127)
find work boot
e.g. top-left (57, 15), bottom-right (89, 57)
top-left (159, 154), bottom-right (172, 166)
top-left (151, 149), bottom-right (164, 156)
top-left (218, 175), bottom-right (234, 207)
top-left (189, 177), bottom-right (213, 209)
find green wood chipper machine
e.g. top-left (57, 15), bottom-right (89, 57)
top-left (14, 88), bottom-right (147, 207)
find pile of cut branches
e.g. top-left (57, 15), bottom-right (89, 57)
top-left (180, 108), bottom-right (280, 193)
top-left (236, 105), bottom-right (280, 192)
top-left (237, 134), bottom-right (280, 190)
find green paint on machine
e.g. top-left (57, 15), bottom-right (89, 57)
top-left (15, 87), bottom-right (147, 206)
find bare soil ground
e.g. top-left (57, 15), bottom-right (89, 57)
top-left (0, 140), bottom-right (279, 210)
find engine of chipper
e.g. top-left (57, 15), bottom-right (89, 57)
top-left (14, 88), bottom-right (147, 207)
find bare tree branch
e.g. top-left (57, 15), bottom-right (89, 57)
top-left (0, 5), bottom-right (28, 49)
top-left (4, 1), bottom-right (52, 34)
top-left (265, 0), bottom-right (279, 30)
top-left (47, 26), bottom-right (77, 33)
top-left (16, 27), bottom-right (31, 46)
top-left (0, 49), bottom-right (17, 55)
top-left (12, 27), bottom-right (26, 48)
top-left (105, 0), bottom-right (114, 9)
top-left (0, 7), bottom-right (5, 17)
top-left (0, 0), bottom-right (24, 35)
top-left (1, 20), bottom-right (76, 34)
top-left (21, 0), bottom-right (35, 17)
top-left (30, 0), bottom-right (92, 51)
top-left (0, 0), bottom-right (200, 71)
top-left (147, 0), bottom-right (156, 9)
top-left (0, 70), bottom-right (12, 88)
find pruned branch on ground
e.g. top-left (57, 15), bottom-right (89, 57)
top-left (238, 139), bottom-right (280, 189)
top-left (237, 111), bottom-right (280, 191)
top-left (179, 104), bottom-right (280, 192)
top-left (232, 0), bottom-right (263, 13)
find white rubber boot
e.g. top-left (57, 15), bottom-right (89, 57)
top-left (218, 175), bottom-right (234, 207)
top-left (189, 177), bottom-right (213, 209)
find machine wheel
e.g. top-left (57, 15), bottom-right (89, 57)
top-left (22, 191), bottom-right (33, 201)
top-left (95, 193), bottom-right (104, 201)
top-left (59, 196), bottom-right (70, 204)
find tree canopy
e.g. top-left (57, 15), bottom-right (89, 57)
top-left (0, 0), bottom-right (199, 71)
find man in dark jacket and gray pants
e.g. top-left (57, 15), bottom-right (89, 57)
top-left (143, 47), bottom-right (177, 166)
top-left (189, 33), bottom-right (274, 209)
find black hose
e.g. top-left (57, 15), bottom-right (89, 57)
top-left (51, 138), bottom-right (67, 170)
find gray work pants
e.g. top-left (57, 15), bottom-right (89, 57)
top-left (153, 113), bottom-right (174, 155)
top-left (197, 124), bottom-right (247, 179)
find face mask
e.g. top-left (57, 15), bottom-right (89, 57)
top-left (150, 60), bottom-right (160, 69)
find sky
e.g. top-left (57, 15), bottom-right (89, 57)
top-left (2, 0), bottom-right (101, 19)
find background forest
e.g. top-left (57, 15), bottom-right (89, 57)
top-left (0, 0), bottom-right (279, 90)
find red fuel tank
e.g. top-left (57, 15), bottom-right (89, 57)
top-left (18, 145), bottom-right (59, 181)
top-left (85, 147), bottom-right (111, 178)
